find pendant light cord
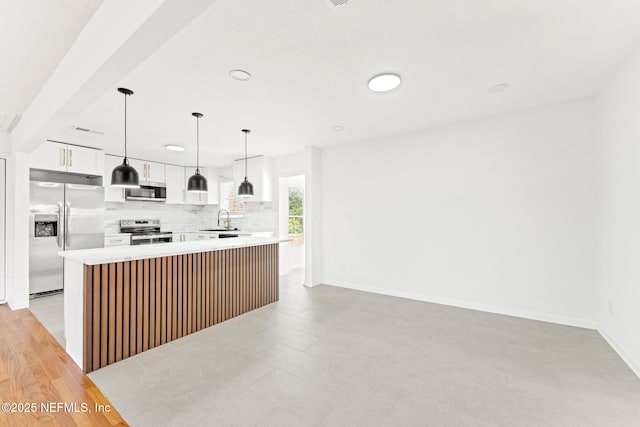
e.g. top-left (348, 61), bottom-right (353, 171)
top-left (123, 92), bottom-right (128, 160)
top-left (196, 115), bottom-right (200, 172)
top-left (244, 131), bottom-right (248, 180)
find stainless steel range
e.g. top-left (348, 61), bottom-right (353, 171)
top-left (120, 219), bottom-right (173, 245)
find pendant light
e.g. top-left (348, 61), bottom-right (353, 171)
top-left (238, 129), bottom-right (254, 198)
top-left (111, 88), bottom-right (140, 188)
top-left (187, 112), bottom-right (208, 192)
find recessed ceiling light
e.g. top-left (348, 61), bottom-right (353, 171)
top-left (368, 73), bottom-right (402, 93)
top-left (332, 125), bottom-right (344, 131)
top-left (165, 144), bottom-right (185, 152)
top-left (229, 69), bottom-right (252, 81)
top-left (487, 83), bottom-right (510, 94)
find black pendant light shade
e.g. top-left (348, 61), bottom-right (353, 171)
top-left (111, 158), bottom-right (139, 188)
top-left (238, 178), bottom-right (254, 197)
top-left (188, 171), bottom-right (208, 192)
top-left (187, 112), bottom-right (208, 193)
top-left (238, 129), bottom-right (254, 198)
top-left (111, 88), bottom-right (140, 188)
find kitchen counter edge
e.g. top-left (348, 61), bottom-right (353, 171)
top-left (59, 237), bottom-right (289, 265)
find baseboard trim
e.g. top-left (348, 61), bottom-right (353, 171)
top-left (303, 281), bottom-right (322, 288)
top-left (322, 279), bottom-right (596, 329)
top-left (598, 327), bottom-right (640, 379)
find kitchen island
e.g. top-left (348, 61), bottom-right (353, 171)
top-left (59, 237), bottom-right (286, 373)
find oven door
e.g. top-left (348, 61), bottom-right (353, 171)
top-left (131, 234), bottom-right (173, 245)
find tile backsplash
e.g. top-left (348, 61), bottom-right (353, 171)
top-left (230, 202), bottom-right (277, 233)
top-left (105, 201), bottom-right (277, 234)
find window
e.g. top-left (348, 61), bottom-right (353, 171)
top-left (219, 181), bottom-right (244, 213)
top-left (288, 186), bottom-right (304, 245)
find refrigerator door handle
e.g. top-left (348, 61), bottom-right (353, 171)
top-left (65, 202), bottom-right (71, 247)
top-left (57, 202), bottom-right (64, 248)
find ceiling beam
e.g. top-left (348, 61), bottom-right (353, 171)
top-left (11, 0), bottom-right (219, 153)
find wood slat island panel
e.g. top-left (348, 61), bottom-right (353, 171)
top-left (82, 244), bottom-right (279, 373)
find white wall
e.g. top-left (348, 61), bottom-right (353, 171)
top-left (596, 43), bottom-right (640, 376)
top-left (320, 100), bottom-right (598, 327)
top-left (274, 152), bottom-right (305, 177)
top-left (0, 133), bottom-right (8, 302)
top-left (4, 150), bottom-right (30, 309)
top-left (0, 131), bottom-right (10, 152)
top-left (305, 147), bottom-right (323, 287)
top-left (0, 157), bottom-right (5, 302)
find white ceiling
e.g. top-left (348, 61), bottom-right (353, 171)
top-left (0, 0), bottom-right (103, 118)
top-left (51, 0), bottom-right (640, 167)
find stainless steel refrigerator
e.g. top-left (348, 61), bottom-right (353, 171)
top-left (29, 181), bottom-right (104, 295)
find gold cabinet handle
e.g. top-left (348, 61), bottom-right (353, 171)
top-left (62, 149), bottom-right (66, 166)
top-left (69, 149), bottom-right (73, 167)
top-left (121, 188), bottom-right (125, 200)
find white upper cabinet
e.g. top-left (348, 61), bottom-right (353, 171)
top-left (103, 155), bottom-right (126, 202)
top-left (103, 155), bottom-right (215, 205)
top-left (66, 145), bottom-right (104, 175)
top-left (128, 159), bottom-right (165, 183)
top-left (30, 141), bottom-right (104, 176)
top-left (180, 167), bottom-right (219, 206)
top-left (233, 156), bottom-right (274, 202)
top-left (30, 142), bottom-right (67, 172)
top-left (146, 161), bottom-right (165, 183)
top-left (165, 164), bottom-right (186, 204)
top-left (205, 167), bottom-right (219, 205)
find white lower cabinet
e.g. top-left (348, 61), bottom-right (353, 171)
top-left (191, 233), bottom-right (217, 240)
top-left (174, 232), bottom-right (217, 242)
top-left (174, 233), bottom-right (209, 242)
top-left (104, 234), bottom-right (131, 247)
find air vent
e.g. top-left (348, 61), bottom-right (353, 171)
top-left (324, 0), bottom-right (349, 8)
top-left (74, 126), bottom-right (105, 135)
top-left (0, 112), bottom-right (20, 132)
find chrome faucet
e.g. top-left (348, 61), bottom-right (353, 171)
top-left (217, 209), bottom-right (231, 229)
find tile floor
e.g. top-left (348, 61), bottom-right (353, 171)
top-left (35, 270), bottom-right (640, 426)
top-left (29, 292), bottom-right (65, 348)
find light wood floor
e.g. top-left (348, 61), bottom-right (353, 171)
top-left (0, 304), bottom-right (127, 426)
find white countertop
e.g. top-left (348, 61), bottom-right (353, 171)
top-left (60, 237), bottom-right (288, 265)
top-left (174, 230), bottom-right (254, 236)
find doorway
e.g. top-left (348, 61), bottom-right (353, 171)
top-left (278, 175), bottom-right (305, 281)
